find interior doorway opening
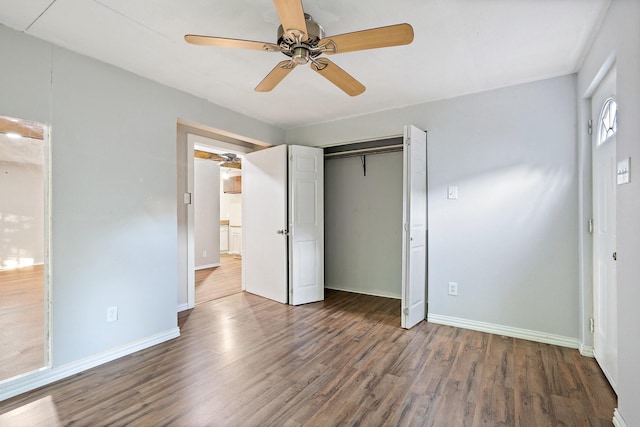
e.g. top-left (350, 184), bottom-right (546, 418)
top-left (0, 115), bottom-right (50, 382)
top-left (194, 144), bottom-right (244, 305)
top-left (176, 120), bottom-right (267, 311)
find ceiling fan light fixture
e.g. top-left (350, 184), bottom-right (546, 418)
top-left (291, 46), bottom-right (310, 65)
top-left (184, 1), bottom-right (414, 95)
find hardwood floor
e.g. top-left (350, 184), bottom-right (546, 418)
top-left (0, 290), bottom-right (616, 426)
top-left (195, 253), bottom-right (242, 305)
top-left (0, 265), bottom-right (45, 382)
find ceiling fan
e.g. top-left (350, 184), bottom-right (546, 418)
top-left (184, 0), bottom-right (414, 96)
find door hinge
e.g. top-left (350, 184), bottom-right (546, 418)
top-left (588, 119), bottom-right (593, 135)
top-left (589, 317), bottom-right (594, 333)
top-left (588, 218), bottom-right (594, 234)
top-left (404, 223), bottom-right (409, 231)
top-left (403, 308), bottom-right (409, 315)
top-left (183, 192), bottom-right (192, 205)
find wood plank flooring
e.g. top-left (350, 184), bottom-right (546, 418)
top-left (195, 254), bottom-right (242, 305)
top-left (0, 265), bottom-right (45, 382)
top-left (0, 290), bottom-right (616, 426)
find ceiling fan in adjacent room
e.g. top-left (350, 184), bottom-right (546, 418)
top-left (184, 0), bottom-right (414, 96)
top-left (194, 150), bottom-right (242, 169)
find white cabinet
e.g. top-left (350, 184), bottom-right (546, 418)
top-left (220, 224), bottom-right (229, 253)
top-left (230, 226), bottom-right (242, 256)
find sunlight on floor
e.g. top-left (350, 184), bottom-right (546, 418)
top-left (0, 395), bottom-right (61, 426)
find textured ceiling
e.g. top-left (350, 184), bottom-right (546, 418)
top-left (0, 0), bottom-right (609, 129)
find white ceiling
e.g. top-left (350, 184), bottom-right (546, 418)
top-left (0, 0), bottom-right (609, 129)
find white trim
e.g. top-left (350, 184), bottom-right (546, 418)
top-left (324, 286), bottom-right (401, 300)
top-left (593, 348), bottom-right (618, 393)
top-left (613, 409), bottom-right (627, 427)
top-left (0, 327), bottom-right (180, 402)
top-left (195, 263), bottom-right (220, 270)
top-left (427, 314), bottom-right (579, 349)
top-left (177, 303), bottom-right (191, 312)
top-left (579, 344), bottom-right (595, 357)
top-left (186, 138), bottom-right (195, 309)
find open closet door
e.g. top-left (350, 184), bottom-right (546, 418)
top-left (401, 125), bottom-right (427, 329)
top-left (288, 145), bottom-right (324, 305)
top-left (243, 145), bottom-right (288, 303)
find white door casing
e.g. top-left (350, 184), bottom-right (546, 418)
top-left (591, 68), bottom-right (617, 391)
top-left (242, 145), bottom-right (288, 303)
top-left (401, 125), bottom-right (427, 329)
top-left (288, 145), bottom-right (324, 305)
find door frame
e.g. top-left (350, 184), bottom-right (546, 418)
top-left (176, 121), bottom-right (268, 311)
top-left (577, 53), bottom-right (616, 358)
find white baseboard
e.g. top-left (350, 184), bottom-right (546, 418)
top-left (579, 344), bottom-right (595, 357)
top-left (0, 327), bottom-right (180, 402)
top-left (177, 303), bottom-right (191, 312)
top-left (195, 263), bottom-right (220, 270)
top-left (325, 286), bottom-right (401, 300)
top-left (613, 409), bottom-right (627, 427)
top-left (427, 313), bottom-right (579, 349)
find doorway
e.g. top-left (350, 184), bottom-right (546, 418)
top-left (0, 115), bottom-right (50, 381)
top-left (176, 121), bottom-right (263, 311)
top-left (322, 126), bottom-right (427, 328)
top-left (591, 66), bottom-right (618, 391)
top-left (194, 144), bottom-right (244, 305)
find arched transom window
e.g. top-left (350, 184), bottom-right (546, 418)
top-left (598, 97), bottom-right (617, 145)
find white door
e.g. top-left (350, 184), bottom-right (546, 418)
top-left (401, 125), bottom-right (427, 329)
top-left (288, 145), bottom-right (324, 305)
top-left (592, 68), bottom-right (617, 390)
top-left (243, 145), bottom-right (288, 303)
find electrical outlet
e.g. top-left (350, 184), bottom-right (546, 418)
top-left (448, 282), bottom-right (458, 296)
top-left (107, 306), bottom-right (118, 322)
top-left (202, 250), bottom-right (207, 258)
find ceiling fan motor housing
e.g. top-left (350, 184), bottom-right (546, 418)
top-left (277, 13), bottom-right (325, 60)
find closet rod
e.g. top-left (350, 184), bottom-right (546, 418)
top-left (324, 144), bottom-right (403, 160)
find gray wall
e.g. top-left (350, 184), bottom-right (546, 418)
top-left (578, 1), bottom-right (640, 425)
top-left (324, 151), bottom-right (403, 298)
top-left (194, 158), bottom-right (220, 269)
top-left (0, 24), bottom-right (283, 368)
top-left (290, 74), bottom-right (579, 340)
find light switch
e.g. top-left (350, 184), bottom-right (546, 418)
top-left (447, 186), bottom-right (458, 199)
top-left (617, 157), bottom-right (631, 185)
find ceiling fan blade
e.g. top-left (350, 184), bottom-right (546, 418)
top-left (255, 61), bottom-right (297, 92)
top-left (319, 23), bottom-right (414, 55)
top-left (311, 59), bottom-right (365, 96)
top-left (273, 0), bottom-right (308, 41)
top-left (185, 35), bottom-right (281, 52)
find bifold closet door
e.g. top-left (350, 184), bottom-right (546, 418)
top-left (401, 125), bottom-right (427, 329)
